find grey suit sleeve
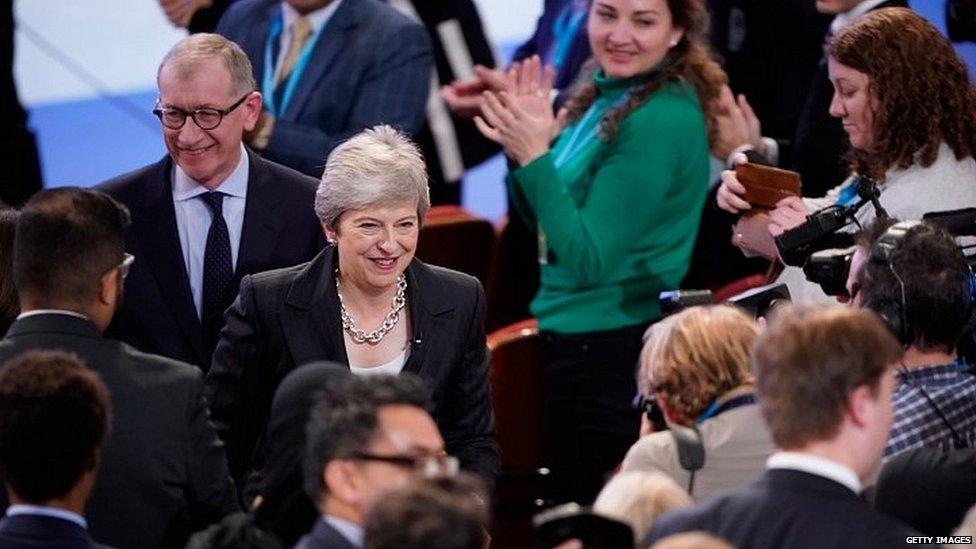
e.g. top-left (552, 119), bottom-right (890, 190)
top-left (185, 370), bottom-right (240, 515)
top-left (265, 22), bottom-right (434, 176)
top-left (440, 281), bottom-right (500, 484)
top-left (207, 275), bottom-right (273, 482)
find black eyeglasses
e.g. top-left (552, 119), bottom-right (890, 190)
top-left (152, 92), bottom-right (251, 130)
top-left (349, 452), bottom-right (459, 477)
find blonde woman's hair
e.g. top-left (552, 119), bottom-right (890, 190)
top-left (593, 471), bottom-right (693, 544)
top-left (639, 305), bottom-right (758, 422)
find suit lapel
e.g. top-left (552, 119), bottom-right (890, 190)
top-left (131, 157), bottom-right (207, 364)
top-left (402, 261), bottom-right (455, 386)
top-left (281, 0), bottom-right (361, 121)
top-left (280, 249), bottom-right (348, 367)
top-left (246, 2), bottom-right (280, 90)
top-left (236, 150), bottom-right (286, 289)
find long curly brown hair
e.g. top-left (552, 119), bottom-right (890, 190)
top-left (827, 8), bottom-right (976, 181)
top-left (563, 0), bottom-right (727, 144)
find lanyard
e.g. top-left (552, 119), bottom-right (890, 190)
top-left (549, 3), bottom-right (586, 70)
top-left (695, 393), bottom-right (757, 424)
top-left (553, 104), bottom-right (599, 169)
top-left (262, 12), bottom-right (322, 118)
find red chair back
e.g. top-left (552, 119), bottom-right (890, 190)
top-left (417, 206), bottom-right (495, 285)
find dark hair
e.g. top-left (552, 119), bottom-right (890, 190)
top-left (0, 208), bottom-right (19, 334)
top-left (827, 8), bottom-right (976, 181)
top-left (0, 350), bottom-right (110, 502)
top-left (860, 222), bottom-right (971, 353)
top-left (363, 474), bottom-right (488, 549)
top-left (13, 188), bottom-right (130, 307)
top-left (564, 0), bottom-right (726, 144)
top-left (303, 374), bottom-right (429, 501)
top-left (752, 305), bottom-right (901, 449)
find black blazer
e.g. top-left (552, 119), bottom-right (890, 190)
top-left (645, 469), bottom-right (928, 549)
top-left (0, 513), bottom-right (112, 549)
top-left (0, 314), bottom-right (239, 549)
top-left (97, 150), bottom-right (324, 370)
top-left (293, 518), bottom-right (357, 549)
top-left (206, 248), bottom-right (499, 484)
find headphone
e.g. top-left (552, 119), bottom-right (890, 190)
top-left (866, 221), bottom-right (976, 345)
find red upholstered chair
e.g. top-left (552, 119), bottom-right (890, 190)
top-left (486, 318), bottom-right (550, 548)
top-left (416, 206), bottom-right (495, 286)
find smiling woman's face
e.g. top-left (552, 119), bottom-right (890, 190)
top-left (828, 57), bottom-right (877, 152)
top-left (588, 0), bottom-right (685, 79)
top-left (326, 202), bottom-right (419, 293)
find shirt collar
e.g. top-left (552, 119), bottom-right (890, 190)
top-left (281, 0), bottom-right (344, 35)
top-left (898, 359), bottom-right (970, 382)
top-left (830, 0), bottom-right (889, 36)
top-left (6, 504), bottom-right (87, 529)
top-left (324, 514), bottom-right (363, 547)
top-left (766, 451), bottom-right (862, 494)
top-left (172, 144), bottom-right (250, 201)
top-left (16, 309), bottom-right (89, 322)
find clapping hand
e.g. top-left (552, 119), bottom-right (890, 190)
top-left (474, 56), bottom-right (568, 166)
top-left (441, 65), bottom-right (517, 119)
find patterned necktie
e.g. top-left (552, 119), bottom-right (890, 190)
top-left (200, 191), bottom-right (234, 351)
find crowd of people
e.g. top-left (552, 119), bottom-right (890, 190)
top-left (1, 0), bottom-right (976, 547)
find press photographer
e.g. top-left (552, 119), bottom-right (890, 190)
top-left (716, 8), bottom-right (976, 303)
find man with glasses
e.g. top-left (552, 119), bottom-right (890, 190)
top-left (0, 187), bottom-right (239, 548)
top-left (98, 33), bottom-right (323, 371)
top-left (297, 373), bottom-right (456, 549)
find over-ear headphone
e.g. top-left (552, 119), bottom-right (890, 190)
top-left (866, 220), bottom-right (976, 345)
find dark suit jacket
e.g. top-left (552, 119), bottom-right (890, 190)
top-left (0, 314), bottom-right (239, 549)
top-left (293, 519), bottom-right (358, 549)
top-left (512, 0), bottom-right (591, 93)
top-left (645, 469), bottom-right (927, 549)
top-left (0, 513), bottom-right (111, 549)
top-left (206, 248), bottom-right (500, 484)
top-left (97, 150), bottom-right (323, 370)
top-left (218, 0), bottom-right (433, 177)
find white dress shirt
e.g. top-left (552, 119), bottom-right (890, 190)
top-left (6, 504), bottom-right (87, 529)
top-left (172, 144), bottom-right (249, 318)
top-left (15, 309), bottom-right (89, 322)
top-left (766, 451), bottom-right (862, 494)
top-left (829, 0), bottom-right (891, 35)
top-left (324, 514), bottom-right (363, 547)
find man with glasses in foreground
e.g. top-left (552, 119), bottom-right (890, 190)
top-left (98, 33), bottom-right (323, 371)
top-left (0, 187), bottom-right (239, 548)
top-left (297, 373), bottom-right (457, 549)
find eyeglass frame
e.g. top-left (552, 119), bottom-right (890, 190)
top-left (348, 452), bottom-right (459, 477)
top-left (152, 92), bottom-right (253, 131)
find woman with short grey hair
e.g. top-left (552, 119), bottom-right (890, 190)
top-left (208, 125), bottom-right (499, 503)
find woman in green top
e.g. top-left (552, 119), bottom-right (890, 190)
top-left (476, 0), bottom-right (725, 503)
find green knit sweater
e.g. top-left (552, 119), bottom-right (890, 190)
top-left (509, 70), bottom-right (710, 334)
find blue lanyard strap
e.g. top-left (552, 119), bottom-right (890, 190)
top-left (261, 12), bottom-right (322, 118)
top-left (696, 393), bottom-right (757, 424)
top-left (549, 3), bottom-right (586, 70)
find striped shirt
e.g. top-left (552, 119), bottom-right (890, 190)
top-left (885, 361), bottom-right (976, 459)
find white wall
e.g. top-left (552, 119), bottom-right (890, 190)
top-left (13, 0), bottom-right (541, 106)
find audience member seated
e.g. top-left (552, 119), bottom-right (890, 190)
top-left (207, 125), bottom-right (498, 486)
top-left (875, 446), bottom-right (976, 537)
top-left (0, 188), bottom-right (238, 549)
top-left (850, 221), bottom-right (976, 456)
top-left (474, 0), bottom-right (725, 504)
top-left (621, 305), bottom-right (774, 499)
top-left (0, 351), bottom-right (110, 549)
top-left (97, 33), bottom-right (323, 371)
top-left (592, 471), bottom-right (692, 544)
top-left (295, 373), bottom-right (457, 549)
top-left (645, 305), bottom-right (929, 549)
top-left (0, 207), bottom-right (18, 336)
top-left (362, 474), bottom-right (488, 549)
top-left (217, 0), bottom-right (432, 177)
top-left (717, 8), bottom-right (976, 302)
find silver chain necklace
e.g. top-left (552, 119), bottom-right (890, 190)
top-left (336, 270), bottom-right (408, 344)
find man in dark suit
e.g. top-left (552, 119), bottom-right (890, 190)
top-left (217, 0), bottom-right (432, 178)
top-left (0, 351), bottom-right (111, 549)
top-left (98, 33), bottom-right (323, 370)
top-left (0, 188), bottom-right (238, 549)
top-left (645, 305), bottom-right (930, 549)
top-left (296, 374), bottom-right (453, 549)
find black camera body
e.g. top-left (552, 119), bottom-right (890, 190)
top-left (804, 246), bottom-right (857, 297)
